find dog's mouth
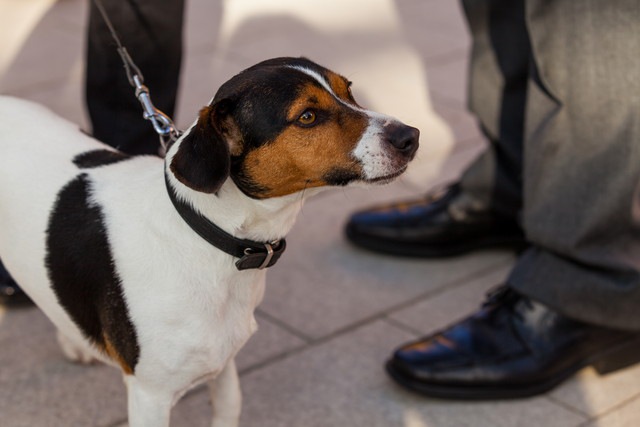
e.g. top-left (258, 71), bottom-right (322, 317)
top-left (363, 165), bottom-right (408, 185)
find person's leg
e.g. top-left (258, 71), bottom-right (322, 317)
top-left (345, 0), bottom-right (529, 257)
top-left (386, 0), bottom-right (640, 399)
top-left (508, 0), bottom-right (640, 329)
top-left (86, 0), bottom-right (185, 155)
top-left (454, 0), bottom-right (528, 219)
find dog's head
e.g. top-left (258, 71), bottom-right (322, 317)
top-left (169, 57), bottom-right (419, 199)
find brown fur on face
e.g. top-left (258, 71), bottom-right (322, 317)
top-left (239, 83), bottom-right (368, 198)
top-left (324, 71), bottom-right (357, 105)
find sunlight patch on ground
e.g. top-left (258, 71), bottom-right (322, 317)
top-left (0, 0), bottom-right (57, 76)
top-left (403, 407), bottom-right (431, 427)
top-left (221, 0), bottom-right (397, 37)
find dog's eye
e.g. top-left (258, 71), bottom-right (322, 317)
top-left (297, 110), bottom-right (317, 126)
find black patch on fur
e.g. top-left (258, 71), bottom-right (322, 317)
top-left (170, 106), bottom-right (231, 194)
top-left (322, 169), bottom-right (360, 187)
top-left (46, 174), bottom-right (139, 372)
top-left (73, 149), bottom-right (133, 169)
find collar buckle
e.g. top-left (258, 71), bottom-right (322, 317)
top-left (258, 242), bottom-right (275, 270)
top-left (235, 240), bottom-right (286, 271)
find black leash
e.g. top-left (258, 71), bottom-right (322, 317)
top-left (92, 0), bottom-right (182, 151)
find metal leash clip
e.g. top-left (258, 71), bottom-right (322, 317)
top-left (117, 47), bottom-right (182, 151)
top-left (92, 0), bottom-right (182, 152)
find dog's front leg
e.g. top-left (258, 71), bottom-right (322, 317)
top-left (209, 359), bottom-right (242, 427)
top-left (125, 376), bottom-right (174, 427)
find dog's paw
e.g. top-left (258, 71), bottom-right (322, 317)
top-left (56, 331), bottom-right (98, 364)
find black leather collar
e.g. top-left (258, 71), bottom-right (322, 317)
top-left (165, 172), bottom-right (286, 270)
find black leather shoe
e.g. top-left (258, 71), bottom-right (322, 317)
top-left (345, 184), bottom-right (527, 257)
top-left (386, 286), bottom-right (640, 400)
top-left (0, 269), bottom-right (32, 307)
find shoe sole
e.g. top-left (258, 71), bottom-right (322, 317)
top-left (345, 225), bottom-right (528, 258)
top-left (385, 334), bottom-right (640, 400)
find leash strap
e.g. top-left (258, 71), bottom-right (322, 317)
top-left (165, 173), bottom-right (287, 271)
top-left (92, 0), bottom-right (182, 150)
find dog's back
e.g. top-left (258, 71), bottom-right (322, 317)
top-left (0, 97), bottom-right (164, 347)
top-left (0, 98), bottom-right (95, 282)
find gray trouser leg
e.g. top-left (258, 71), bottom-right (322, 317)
top-left (461, 0), bottom-right (640, 329)
top-left (508, 0), bottom-right (640, 330)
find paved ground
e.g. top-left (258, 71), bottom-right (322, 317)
top-left (1, 1), bottom-right (639, 426)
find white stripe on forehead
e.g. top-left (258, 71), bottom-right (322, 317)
top-left (286, 65), bottom-right (370, 114)
top-left (285, 64), bottom-right (394, 124)
top-left (286, 65), bottom-right (336, 97)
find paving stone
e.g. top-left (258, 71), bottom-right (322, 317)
top-left (395, 1), bottom-right (470, 68)
top-left (582, 395), bottom-right (640, 427)
top-left (259, 181), bottom-right (514, 340)
top-left (395, 0), bottom-right (471, 45)
top-left (174, 52), bottom-right (247, 130)
top-left (0, 307), bottom-right (127, 427)
top-left (236, 312), bottom-right (307, 373)
top-left (0, 14), bottom-right (83, 94)
top-left (550, 363), bottom-right (640, 418)
top-left (42, 0), bottom-right (87, 32)
top-left (183, 0), bottom-right (224, 54)
top-left (387, 261), bottom-right (515, 334)
top-left (427, 54), bottom-right (471, 108)
top-left (169, 321), bottom-right (587, 427)
top-left (432, 100), bottom-right (483, 144)
top-left (0, 307), bottom-right (305, 427)
top-left (192, 320), bottom-right (583, 427)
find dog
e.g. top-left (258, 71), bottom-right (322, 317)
top-left (0, 57), bottom-right (418, 426)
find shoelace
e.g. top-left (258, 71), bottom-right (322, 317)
top-left (480, 285), bottom-right (533, 323)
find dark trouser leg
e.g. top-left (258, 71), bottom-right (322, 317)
top-left (86, 0), bottom-right (185, 155)
top-left (456, 0), bottom-right (529, 220)
top-left (508, 0), bottom-right (640, 330)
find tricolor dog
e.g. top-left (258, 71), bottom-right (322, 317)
top-left (0, 57), bottom-right (418, 426)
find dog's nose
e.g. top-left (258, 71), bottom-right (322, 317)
top-left (385, 124), bottom-right (420, 157)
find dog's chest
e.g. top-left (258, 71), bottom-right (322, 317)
top-left (130, 267), bottom-right (265, 383)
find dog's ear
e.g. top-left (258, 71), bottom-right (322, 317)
top-left (170, 100), bottom-right (241, 194)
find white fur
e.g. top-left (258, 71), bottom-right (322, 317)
top-left (0, 92), bottom-right (412, 426)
